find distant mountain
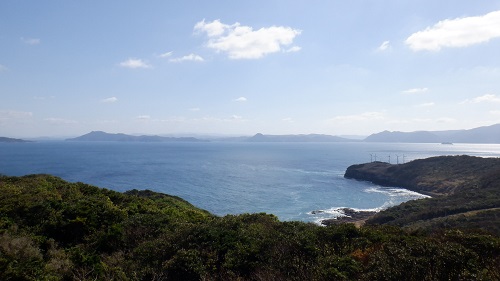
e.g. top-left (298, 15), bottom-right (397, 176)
top-left (246, 133), bottom-right (356, 142)
top-left (0, 137), bottom-right (31, 143)
top-left (364, 123), bottom-right (500, 143)
top-left (66, 131), bottom-right (207, 142)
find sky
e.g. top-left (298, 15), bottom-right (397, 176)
top-left (1, 1), bottom-right (500, 138)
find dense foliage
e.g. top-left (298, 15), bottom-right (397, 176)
top-left (1, 174), bottom-right (499, 280)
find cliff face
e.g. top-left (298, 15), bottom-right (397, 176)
top-left (344, 155), bottom-right (500, 196)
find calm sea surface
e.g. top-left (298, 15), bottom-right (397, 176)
top-left (1, 141), bottom-right (500, 223)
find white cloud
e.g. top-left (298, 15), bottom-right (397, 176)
top-left (194, 19), bottom-right (227, 37)
top-left (402, 87), bottom-right (428, 94)
top-left (194, 19), bottom-right (301, 59)
top-left (377, 40), bottom-right (391, 51)
top-left (119, 58), bottom-right (151, 69)
top-left (21, 37), bottom-right (41, 45)
top-left (406, 10), bottom-right (500, 51)
top-left (461, 94), bottom-right (500, 104)
top-left (234, 97), bottom-right (247, 102)
top-left (169, 53), bottom-right (204, 63)
top-left (159, 51), bottom-right (173, 58)
top-left (101, 97), bottom-right (118, 103)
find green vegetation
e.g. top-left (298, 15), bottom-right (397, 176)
top-left (1, 174), bottom-right (500, 280)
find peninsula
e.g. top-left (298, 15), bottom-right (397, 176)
top-left (342, 155), bottom-right (500, 234)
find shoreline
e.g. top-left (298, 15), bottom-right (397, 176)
top-left (318, 208), bottom-right (378, 227)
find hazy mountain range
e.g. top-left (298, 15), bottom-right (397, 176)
top-left (2, 123), bottom-right (499, 144)
top-left (364, 123), bottom-right (500, 143)
top-left (65, 131), bottom-right (207, 142)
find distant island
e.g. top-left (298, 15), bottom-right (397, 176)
top-left (66, 131), bottom-right (208, 142)
top-left (0, 137), bottom-right (31, 143)
top-left (364, 123), bottom-right (500, 143)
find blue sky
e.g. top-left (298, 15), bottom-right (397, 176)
top-left (1, 1), bottom-right (500, 138)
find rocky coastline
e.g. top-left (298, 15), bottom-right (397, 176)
top-left (340, 155), bottom-right (500, 234)
top-left (320, 208), bottom-right (377, 226)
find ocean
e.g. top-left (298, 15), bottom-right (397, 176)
top-left (1, 141), bottom-right (500, 223)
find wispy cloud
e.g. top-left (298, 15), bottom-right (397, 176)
top-left (377, 40), bottom-right (391, 51)
top-left (44, 117), bottom-right (77, 124)
top-left (159, 51), bottom-right (173, 58)
top-left (136, 115), bottom-right (151, 120)
top-left (101, 97), bottom-right (118, 103)
top-left (0, 110), bottom-right (33, 121)
top-left (194, 19), bottom-right (301, 59)
top-left (233, 97), bottom-right (247, 102)
top-left (436, 117), bottom-right (456, 123)
top-left (169, 53), bottom-right (204, 63)
top-left (285, 46), bottom-right (301, 53)
top-left (415, 102), bottom-right (435, 107)
top-left (21, 37), bottom-right (41, 45)
top-left (406, 10), bottom-right (500, 51)
top-left (329, 112), bottom-right (385, 123)
top-left (34, 95), bottom-right (55, 100)
top-left (402, 87), bottom-right (428, 94)
top-left (461, 94), bottom-right (500, 104)
top-left (119, 58), bottom-right (151, 69)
